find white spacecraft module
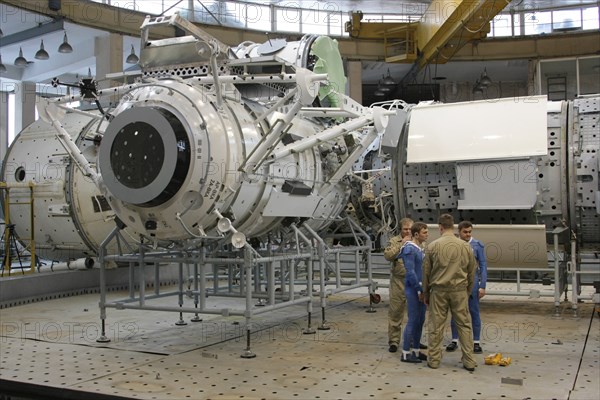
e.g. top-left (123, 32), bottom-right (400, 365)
top-left (2, 13), bottom-right (389, 258)
top-left (355, 95), bottom-right (599, 279)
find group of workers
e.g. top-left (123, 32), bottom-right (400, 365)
top-left (384, 214), bottom-right (488, 371)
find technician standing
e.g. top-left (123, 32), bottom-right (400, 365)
top-left (384, 218), bottom-right (413, 353)
top-left (399, 222), bottom-right (428, 363)
top-left (446, 221), bottom-right (487, 354)
top-left (423, 214), bottom-right (477, 371)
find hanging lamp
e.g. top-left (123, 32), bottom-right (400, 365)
top-left (126, 44), bottom-right (139, 64)
top-left (58, 32), bottom-right (73, 53)
top-left (34, 40), bottom-right (50, 60)
top-left (14, 47), bottom-right (28, 67)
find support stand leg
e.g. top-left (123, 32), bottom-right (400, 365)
top-left (175, 311), bottom-right (188, 326)
top-left (318, 307), bottom-right (330, 330)
top-left (366, 295), bottom-right (377, 313)
top-left (96, 231), bottom-right (117, 343)
top-left (303, 311), bottom-right (316, 335)
top-left (240, 328), bottom-right (256, 358)
top-left (191, 262), bottom-right (202, 322)
top-left (175, 262), bottom-right (188, 325)
top-left (96, 318), bottom-right (111, 343)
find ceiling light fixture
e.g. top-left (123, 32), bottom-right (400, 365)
top-left (126, 44), bottom-right (139, 64)
top-left (479, 67), bottom-right (492, 86)
top-left (382, 68), bottom-right (396, 86)
top-left (14, 47), bottom-right (28, 67)
top-left (377, 76), bottom-right (393, 92)
top-left (58, 32), bottom-right (73, 53)
top-left (34, 40), bottom-right (50, 60)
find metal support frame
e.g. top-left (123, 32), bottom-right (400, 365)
top-left (94, 217), bottom-right (376, 355)
top-left (302, 218), bottom-right (374, 329)
top-left (552, 227), bottom-right (569, 316)
top-left (568, 242), bottom-right (600, 317)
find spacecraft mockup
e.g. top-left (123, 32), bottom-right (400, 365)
top-left (2, 14), bottom-right (389, 262)
top-left (1, 13), bottom-right (598, 297)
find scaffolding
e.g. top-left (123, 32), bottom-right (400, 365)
top-left (95, 217), bottom-right (378, 357)
top-left (0, 181), bottom-right (36, 276)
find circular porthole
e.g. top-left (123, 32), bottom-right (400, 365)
top-left (15, 167), bottom-right (26, 182)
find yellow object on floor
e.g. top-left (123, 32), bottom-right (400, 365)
top-left (484, 353), bottom-right (512, 366)
top-left (484, 353), bottom-right (502, 365)
top-left (499, 356), bottom-right (512, 366)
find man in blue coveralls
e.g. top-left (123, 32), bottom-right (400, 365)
top-left (446, 221), bottom-right (487, 354)
top-left (399, 222), bottom-right (428, 363)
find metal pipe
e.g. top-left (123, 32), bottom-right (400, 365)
top-left (552, 229), bottom-right (562, 310)
top-left (240, 100), bottom-right (304, 174)
top-left (288, 259), bottom-right (295, 301)
top-left (203, 257), bottom-right (245, 264)
top-left (252, 296), bottom-right (312, 315)
top-left (109, 290), bottom-right (185, 303)
top-left (268, 260), bottom-right (275, 306)
top-left (354, 249), bottom-right (360, 284)
top-left (154, 262), bottom-right (160, 296)
top-left (243, 247), bottom-right (254, 356)
top-left (97, 225), bottom-right (122, 342)
top-left (104, 302), bottom-right (246, 316)
top-left (128, 261), bottom-right (135, 299)
top-left (325, 282), bottom-right (371, 295)
top-left (568, 270), bottom-right (600, 275)
top-left (298, 108), bottom-right (360, 118)
top-left (570, 239), bottom-right (578, 312)
top-left (323, 127), bottom-right (379, 190)
top-left (485, 290), bottom-right (556, 297)
top-left (209, 50), bottom-right (223, 108)
top-left (270, 115), bottom-right (372, 161)
top-left (51, 119), bottom-right (99, 182)
top-left (192, 262), bottom-right (200, 316)
top-left (335, 252), bottom-right (341, 288)
top-left (200, 248), bottom-right (207, 311)
top-left (187, 290), bottom-right (293, 301)
top-left (206, 252), bottom-right (314, 264)
top-left (323, 245), bottom-right (371, 254)
top-left (138, 244), bottom-right (146, 307)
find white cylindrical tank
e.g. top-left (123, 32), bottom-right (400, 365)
top-left (96, 78), bottom-right (350, 242)
top-left (1, 112), bottom-right (131, 260)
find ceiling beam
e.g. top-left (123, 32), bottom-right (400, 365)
top-left (0, 0), bottom-right (175, 39)
top-left (0, 19), bottom-right (65, 48)
top-left (451, 31), bottom-right (600, 61)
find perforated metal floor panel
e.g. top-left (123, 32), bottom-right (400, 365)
top-left (1, 283), bottom-right (599, 399)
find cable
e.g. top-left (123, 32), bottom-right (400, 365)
top-left (567, 307), bottom-right (597, 398)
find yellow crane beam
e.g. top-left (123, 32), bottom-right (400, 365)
top-left (417, 0), bottom-right (510, 66)
top-left (345, 1), bottom-right (510, 66)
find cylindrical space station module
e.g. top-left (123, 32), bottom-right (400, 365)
top-left (1, 14), bottom-right (386, 260)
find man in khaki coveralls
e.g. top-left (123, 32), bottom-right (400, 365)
top-left (384, 218), bottom-right (413, 353)
top-left (423, 214), bottom-right (477, 371)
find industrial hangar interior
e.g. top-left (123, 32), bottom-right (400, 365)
top-left (0, 0), bottom-right (599, 399)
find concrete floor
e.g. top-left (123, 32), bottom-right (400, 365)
top-left (0, 281), bottom-right (598, 400)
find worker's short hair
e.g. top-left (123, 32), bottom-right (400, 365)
top-left (411, 221), bottom-right (427, 236)
top-left (458, 220), bottom-right (473, 231)
top-left (438, 214), bottom-right (454, 229)
top-left (400, 217), bottom-right (414, 228)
